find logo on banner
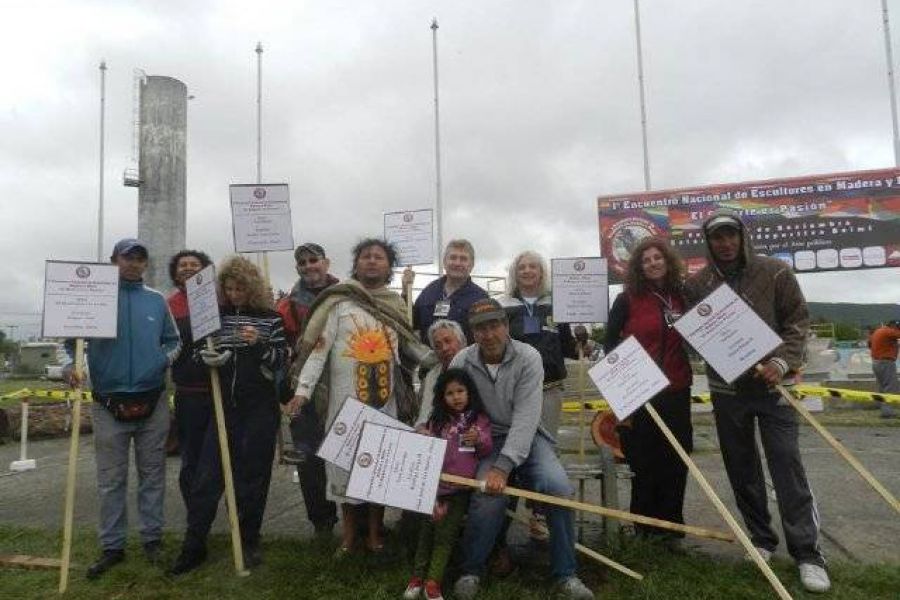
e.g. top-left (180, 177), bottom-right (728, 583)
top-left (357, 452), bottom-right (373, 468)
top-left (403, 213), bottom-right (413, 223)
top-left (253, 188), bottom-right (266, 199)
top-left (697, 303), bottom-right (712, 317)
top-left (574, 260), bottom-right (586, 272)
top-left (334, 422), bottom-right (347, 436)
top-left (75, 266), bottom-right (91, 278)
top-left (607, 352), bottom-right (619, 365)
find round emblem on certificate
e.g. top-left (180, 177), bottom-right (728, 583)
top-left (573, 260), bottom-right (586, 271)
top-left (334, 422), bottom-right (347, 436)
top-left (75, 266), bottom-right (91, 278)
top-left (606, 352), bottom-right (619, 365)
top-left (195, 273), bottom-right (203, 285)
top-left (357, 452), bottom-right (373, 468)
top-left (697, 303), bottom-right (712, 317)
top-left (403, 212), bottom-right (413, 222)
top-left (253, 187), bottom-right (267, 199)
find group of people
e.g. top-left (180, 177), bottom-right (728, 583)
top-left (64, 207), bottom-right (832, 598)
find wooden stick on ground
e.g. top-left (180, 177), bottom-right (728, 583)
top-left (439, 473), bottom-right (734, 542)
top-left (58, 338), bottom-right (84, 594)
top-left (207, 339), bottom-right (250, 577)
top-left (643, 403), bottom-right (793, 600)
top-left (763, 369), bottom-right (900, 515)
top-left (505, 510), bottom-right (643, 580)
top-left (2, 555), bottom-right (65, 571)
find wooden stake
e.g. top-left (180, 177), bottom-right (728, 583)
top-left (762, 367), bottom-right (900, 515)
top-left (439, 473), bottom-right (734, 542)
top-left (578, 345), bottom-right (586, 459)
top-left (207, 339), bottom-right (250, 576)
top-left (643, 403), bottom-right (793, 600)
top-left (58, 338), bottom-right (83, 594)
top-left (505, 510), bottom-right (643, 580)
top-left (404, 279), bottom-right (414, 325)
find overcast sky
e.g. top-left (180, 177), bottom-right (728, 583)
top-left (3, 0), bottom-right (900, 339)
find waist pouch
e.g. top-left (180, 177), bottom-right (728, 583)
top-left (97, 387), bottom-right (164, 422)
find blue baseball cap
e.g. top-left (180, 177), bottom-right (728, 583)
top-left (111, 238), bottom-right (149, 259)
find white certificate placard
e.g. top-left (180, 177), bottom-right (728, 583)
top-left (42, 261), bottom-right (119, 339)
top-left (674, 284), bottom-right (783, 384)
top-left (317, 396), bottom-right (413, 472)
top-left (384, 209), bottom-right (434, 266)
top-left (345, 422), bottom-right (447, 515)
top-left (588, 336), bottom-right (670, 420)
top-left (230, 183), bottom-right (295, 253)
top-left (551, 257), bottom-right (608, 324)
top-left (185, 265), bottom-right (221, 341)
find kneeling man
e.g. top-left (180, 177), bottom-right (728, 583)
top-left (450, 298), bottom-right (593, 600)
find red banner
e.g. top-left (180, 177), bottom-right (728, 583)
top-left (597, 168), bottom-right (900, 284)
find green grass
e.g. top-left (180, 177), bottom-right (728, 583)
top-left (1, 525), bottom-right (897, 599)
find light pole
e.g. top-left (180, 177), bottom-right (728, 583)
top-left (431, 18), bottom-right (444, 274)
top-left (881, 0), bottom-right (900, 166)
top-left (97, 60), bottom-right (107, 261)
top-left (633, 0), bottom-right (651, 191)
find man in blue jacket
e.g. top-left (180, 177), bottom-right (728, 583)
top-left (67, 238), bottom-right (181, 579)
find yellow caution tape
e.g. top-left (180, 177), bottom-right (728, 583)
top-left (561, 385), bottom-right (899, 413)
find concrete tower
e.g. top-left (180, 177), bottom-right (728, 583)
top-left (137, 76), bottom-right (187, 291)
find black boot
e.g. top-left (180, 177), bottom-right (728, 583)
top-left (243, 542), bottom-right (263, 568)
top-left (86, 549), bottom-right (125, 580)
top-left (168, 545), bottom-right (207, 576)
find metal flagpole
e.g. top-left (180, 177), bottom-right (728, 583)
top-left (431, 18), bottom-right (444, 273)
top-left (882, 0), bottom-right (900, 166)
top-left (97, 60), bottom-right (107, 261)
top-left (255, 42), bottom-right (271, 276)
top-left (633, 0), bottom-right (651, 191)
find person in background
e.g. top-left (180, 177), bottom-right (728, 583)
top-left (604, 237), bottom-right (693, 541)
top-left (869, 319), bottom-right (900, 418)
top-left (170, 255), bottom-right (288, 574)
top-left (403, 239), bottom-right (488, 344)
top-left (572, 325), bottom-right (601, 362)
top-left (415, 319), bottom-right (467, 428)
top-left (65, 238), bottom-right (181, 580)
top-left (276, 242), bottom-right (340, 536)
top-left (166, 250), bottom-right (214, 517)
top-left (685, 211), bottom-right (829, 594)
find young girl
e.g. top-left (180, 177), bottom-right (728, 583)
top-left (404, 368), bottom-right (492, 600)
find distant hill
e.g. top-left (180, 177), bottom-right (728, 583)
top-left (807, 302), bottom-right (900, 327)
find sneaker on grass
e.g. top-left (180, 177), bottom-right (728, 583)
top-left (453, 575), bottom-right (480, 600)
top-left (744, 547), bottom-right (772, 563)
top-left (403, 576), bottom-right (423, 599)
top-left (554, 576), bottom-right (595, 600)
top-left (799, 563), bottom-right (831, 593)
top-left (423, 579), bottom-right (444, 600)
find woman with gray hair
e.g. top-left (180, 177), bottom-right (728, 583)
top-left (415, 319), bottom-right (467, 428)
top-left (499, 250), bottom-right (576, 438)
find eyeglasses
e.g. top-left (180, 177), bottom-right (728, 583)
top-left (297, 256), bottom-right (320, 266)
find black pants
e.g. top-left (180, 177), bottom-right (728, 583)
top-left (289, 402), bottom-right (337, 529)
top-left (712, 389), bottom-right (824, 566)
top-left (182, 397), bottom-right (279, 550)
top-left (174, 391), bottom-right (213, 509)
top-left (619, 388), bottom-right (692, 537)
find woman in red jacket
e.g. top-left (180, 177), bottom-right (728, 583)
top-left (604, 237), bottom-right (693, 540)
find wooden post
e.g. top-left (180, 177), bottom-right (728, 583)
top-left (58, 339), bottom-right (84, 594)
top-left (207, 339), bottom-right (250, 576)
top-left (643, 403), bottom-right (793, 600)
top-left (439, 473), bottom-right (734, 542)
top-left (578, 346), bottom-right (586, 459)
top-left (764, 369), bottom-right (900, 515)
top-left (506, 509), bottom-right (643, 580)
top-left (404, 279), bottom-right (414, 325)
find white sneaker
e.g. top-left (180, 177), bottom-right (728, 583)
top-left (799, 563), bottom-right (831, 593)
top-left (403, 577), bottom-right (423, 599)
top-left (453, 575), bottom-right (480, 600)
top-left (744, 547), bottom-right (772, 563)
top-left (555, 576), bottom-right (595, 600)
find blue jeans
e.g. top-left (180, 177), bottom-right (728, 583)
top-left (92, 395), bottom-right (169, 551)
top-left (460, 434), bottom-right (577, 579)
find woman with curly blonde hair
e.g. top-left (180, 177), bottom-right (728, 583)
top-left (604, 237), bottom-right (693, 541)
top-left (170, 255), bottom-right (289, 575)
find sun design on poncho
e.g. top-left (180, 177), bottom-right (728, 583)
top-left (343, 318), bottom-right (393, 407)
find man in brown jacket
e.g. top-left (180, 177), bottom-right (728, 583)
top-left (685, 211), bottom-right (829, 594)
